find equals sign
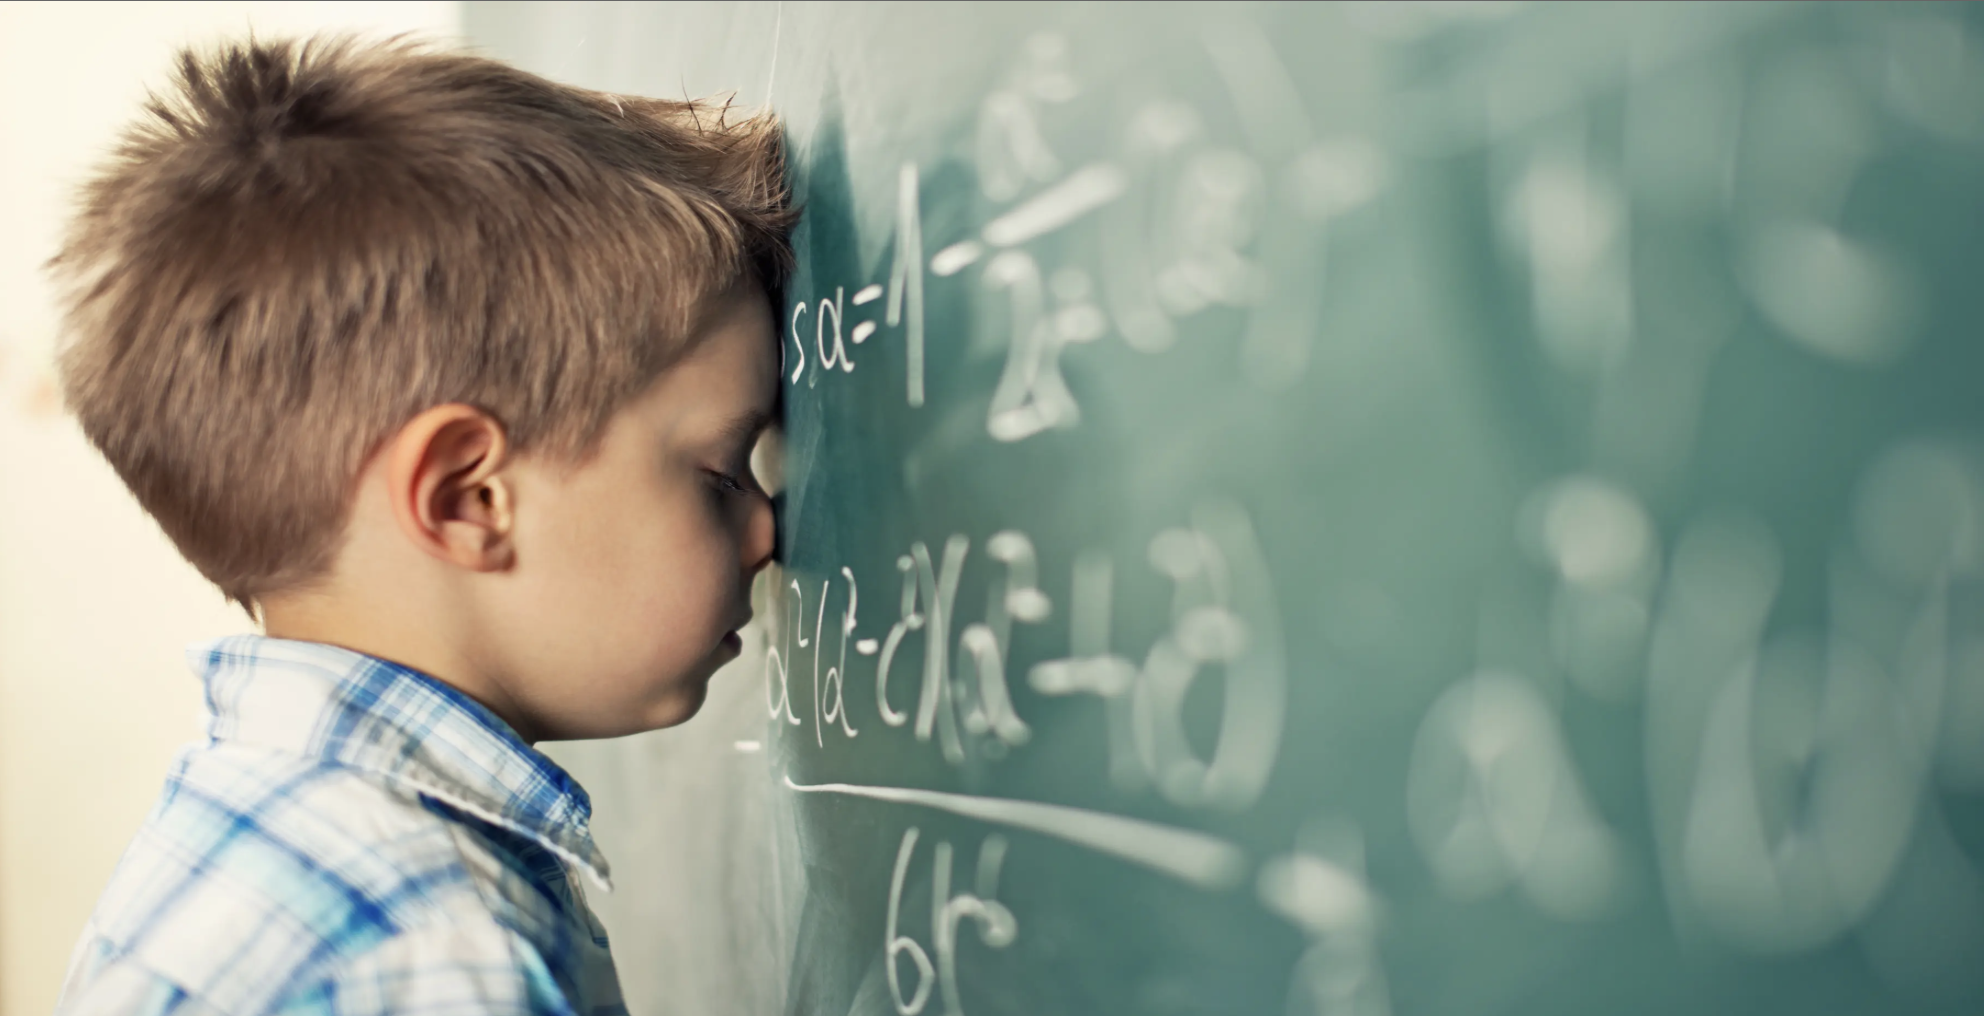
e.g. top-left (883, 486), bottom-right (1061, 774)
top-left (849, 284), bottom-right (883, 343)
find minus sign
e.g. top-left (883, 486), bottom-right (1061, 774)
top-left (734, 740), bottom-right (763, 752)
top-left (855, 638), bottom-right (880, 655)
top-left (931, 240), bottom-right (984, 277)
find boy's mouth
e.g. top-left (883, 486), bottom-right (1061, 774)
top-left (716, 606), bottom-right (753, 655)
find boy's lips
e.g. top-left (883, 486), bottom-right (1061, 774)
top-left (718, 609), bottom-right (752, 654)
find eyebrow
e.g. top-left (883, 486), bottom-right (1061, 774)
top-left (710, 407), bottom-right (773, 449)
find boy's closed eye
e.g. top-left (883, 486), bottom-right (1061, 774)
top-left (707, 465), bottom-right (756, 495)
top-left (699, 408), bottom-right (775, 496)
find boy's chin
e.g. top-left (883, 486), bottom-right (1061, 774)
top-left (641, 659), bottom-right (725, 728)
top-left (541, 664), bottom-right (722, 741)
top-left (559, 637), bottom-right (746, 738)
top-left (642, 699), bottom-right (708, 735)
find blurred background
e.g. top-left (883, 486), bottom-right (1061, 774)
top-left (0, 4), bottom-right (458, 1013)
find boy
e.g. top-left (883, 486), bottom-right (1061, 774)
top-left (48, 35), bottom-right (790, 1015)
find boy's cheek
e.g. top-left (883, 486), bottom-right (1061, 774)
top-left (500, 478), bottom-right (737, 709)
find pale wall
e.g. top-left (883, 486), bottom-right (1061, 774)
top-left (0, 4), bottom-right (460, 1012)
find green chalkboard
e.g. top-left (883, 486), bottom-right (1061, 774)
top-left (470, 4), bottom-right (1984, 1014)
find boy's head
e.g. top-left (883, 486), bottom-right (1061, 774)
top-left (51, 37), bottom-right (792, 740)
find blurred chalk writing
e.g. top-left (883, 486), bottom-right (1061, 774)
top-left (476, 3), bottom-right (1984, 1014)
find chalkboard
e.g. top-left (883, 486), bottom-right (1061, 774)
top-left (467, 4), bottom-right (1984, 1014)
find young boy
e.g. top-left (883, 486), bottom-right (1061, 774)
top-left (48, 35), bottom-right (790, 1015)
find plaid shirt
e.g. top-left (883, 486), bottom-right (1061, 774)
top-left (55, 635), bottom-right (626, 1016)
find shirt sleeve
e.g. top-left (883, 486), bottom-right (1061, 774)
top-left (318, 920), bottom-right (580, 1016)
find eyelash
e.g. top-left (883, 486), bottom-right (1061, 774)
top-left (708, 468), bottom-right (754, 495)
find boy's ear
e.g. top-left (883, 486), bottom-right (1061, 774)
top-left (383, 404), bottom-right (516, 572)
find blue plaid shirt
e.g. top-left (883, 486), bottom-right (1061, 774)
top-left (55, 635), bottom-right (626, 1016)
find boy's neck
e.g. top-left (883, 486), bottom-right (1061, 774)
top-left (261, 574), bottom-right (545, 745)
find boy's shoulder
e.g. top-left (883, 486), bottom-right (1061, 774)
top-left (55, 637), bottom-right (624, 1016)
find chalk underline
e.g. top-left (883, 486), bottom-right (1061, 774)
top-left (783, 774), bottom-right (1248, 890)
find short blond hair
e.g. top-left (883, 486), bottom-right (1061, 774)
top-left (51, 36), bottom-right (792, 606)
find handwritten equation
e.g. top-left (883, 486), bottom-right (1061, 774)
top-left (766, 500), bottom-right (1285, 812)
top-left (783, 26), bottom-right (1386, 443)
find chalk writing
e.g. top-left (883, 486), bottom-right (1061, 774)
top-left (882, 827), bottom-right (1017, 1016)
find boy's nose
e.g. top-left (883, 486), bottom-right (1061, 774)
top-left (744, 491), bottom-right (779, 571)
top-left (768, 491), bottom-right (783, 565)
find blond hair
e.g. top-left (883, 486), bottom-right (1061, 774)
top-left (50, 36), bottom-right (792, 605)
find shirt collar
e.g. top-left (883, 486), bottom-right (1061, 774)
top-left (187, 634), bottom-right (612, 891)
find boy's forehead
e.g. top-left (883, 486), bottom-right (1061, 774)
top-left (638, 289), bottom-right (778, 420)
top-left (695, 286), bottom-right (778, 384)
top-left (687, 281), bottom-right (776, 352)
